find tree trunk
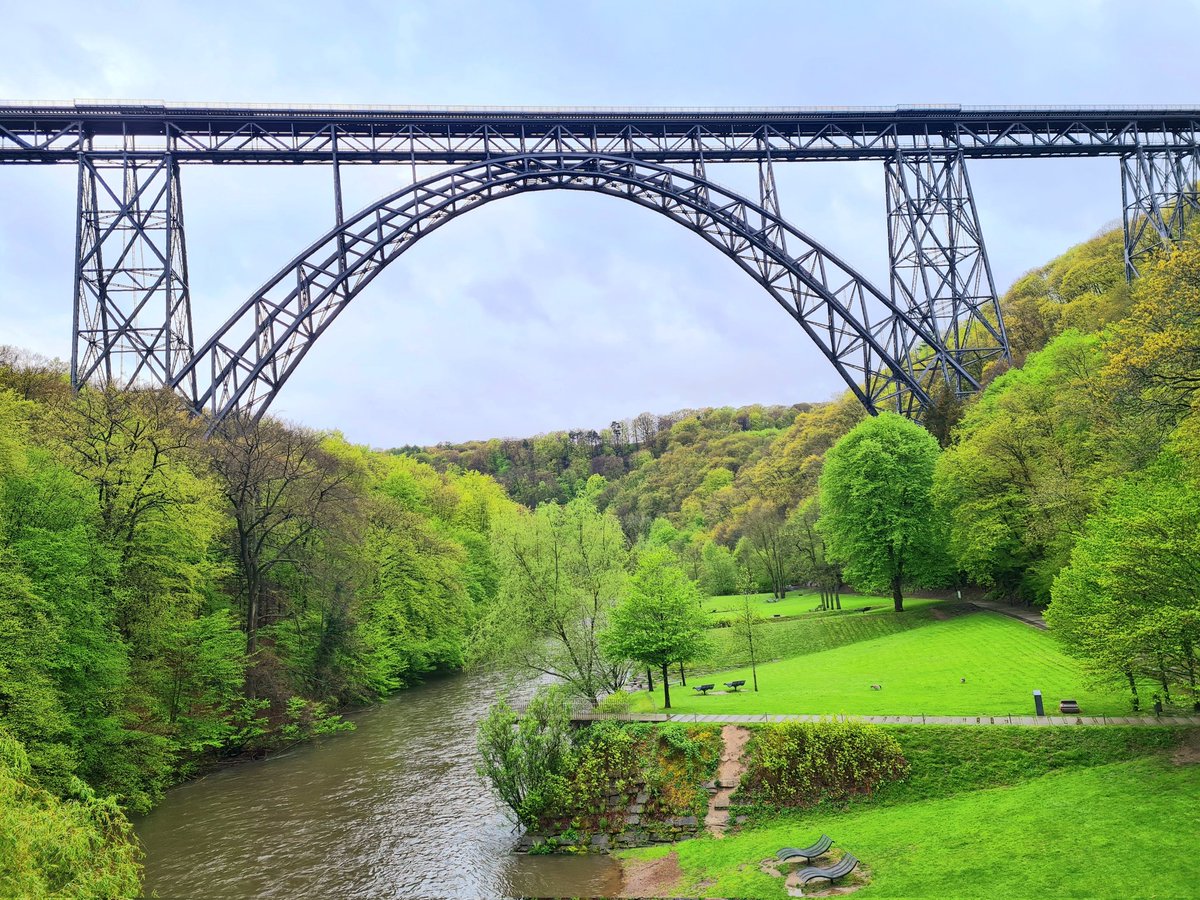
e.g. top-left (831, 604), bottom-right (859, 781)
top-left (661, 663), bottom-right (672, 709)
top-left (678, 661), bottom-right (686, 686)
top-left (749, 626), bottom-right (758, 692)
top-left (646, 668), bottom-right (654, 692)
top-left (1126, 670), bottom-right (1140, 712)
top-left (891, 574), bottom-right (904, 612)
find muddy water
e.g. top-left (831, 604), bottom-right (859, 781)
top-left (135, 673), bottom-right (623, 899)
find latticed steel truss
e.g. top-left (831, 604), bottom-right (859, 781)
top-left (173, 153), bottom-right (975, 428)
top-left (1, 103), bottom-right (1198, 427)
top-left (73, 154), bottom-right (195, 397)
top-left (1121, 144), bottom-right (1200, 278)
top-left (886, 150), bottom-right (1008, 394)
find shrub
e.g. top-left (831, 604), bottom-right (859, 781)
top-left (741, 719), bottom-right (908, 806)
top-left (476, 686), bottom-right (573, 826)
top-left (0, 731), bottom-right (142, 898)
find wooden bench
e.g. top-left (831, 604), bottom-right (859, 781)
top-left (693, 684), bottom-right (715, 695)
top-left (724, 680), bottom-right (746, 692)
top-left (776, 834), bottom-right (832, 862)
top-left (1060, 699), bottom-right (1081, 714)
top-left (795, 853), bottom-right (859, 886)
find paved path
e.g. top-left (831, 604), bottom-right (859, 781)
top-left (574, 711), bottom-right (1200, 727)
top-left (967, 599), bottom-right (1047, 629)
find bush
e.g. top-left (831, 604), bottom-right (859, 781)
top-left (0, 731), bottom-right (142, 898)
top-left (476, 687), bottom-right (573, 826)
top-left (741, 720), bottom-right (908, 806)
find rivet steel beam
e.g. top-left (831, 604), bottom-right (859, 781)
top-left (72, 151), bottom-right (195, 396)
top-left (1121, 143), bottom-right (1200, 278)
top-left (885, 148), bottom-right (1008, 395)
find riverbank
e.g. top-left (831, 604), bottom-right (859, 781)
top-left (135, 671), bottom-right (622, 899)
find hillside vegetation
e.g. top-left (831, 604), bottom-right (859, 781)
top-left (0, 363), bottom-right (522, 886)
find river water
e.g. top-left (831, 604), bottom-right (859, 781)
top-left (135, 672), bottom-right (623, 899)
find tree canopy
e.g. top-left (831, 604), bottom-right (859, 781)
top-left (601, 547), bottom-right (709, 709)
top-left (818, 412), bottom-right (949, 611)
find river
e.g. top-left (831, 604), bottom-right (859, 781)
top-left (135, 672), bottom-right (624, 899)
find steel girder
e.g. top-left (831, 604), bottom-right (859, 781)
top-left (172, 153), bottom-right (976, 430)
top-left (3, 104), bottom-right (1200, 164)
top-left (72, 153), bottom-right (196, 396)
top-left (1121, 144), bottom-right (1200, 278)
top-left (885, 149), bottom-right (1009, 394)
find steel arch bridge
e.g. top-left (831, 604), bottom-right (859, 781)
top-left (2, 101), bottom-right (1199, 428)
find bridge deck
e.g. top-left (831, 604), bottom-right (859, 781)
top-left (3, 102), bottom-right (1198, 163)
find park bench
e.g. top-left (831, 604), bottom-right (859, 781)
top-left (694, 684), bottom-right (715, 695)
top-left (1060, 699), bottom-right (1081, 714)
top-left (775, 834), bottom-right (832, 862)
top-left (724, 680), bottom-right (746, 692)
top-left (794, 853), bottom-right (859, 887)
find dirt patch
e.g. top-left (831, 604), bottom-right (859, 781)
top-left (929, 607), bottom-right (951, 620)
top-left (706, 725), bottom-right (751, 837)
top-left (619, 850), bottom-right (683, 898)
top-left (782, 856), bottom-right (871, 898)
top-left (1172, 729), bottom-right (1200, 765)
top-left (759, 857), bottom-right (784, 878)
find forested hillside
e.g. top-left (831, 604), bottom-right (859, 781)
top-left (0, 366), bottom-right (516, 892)
top-left (413, 224), bottom-right (1199, 612)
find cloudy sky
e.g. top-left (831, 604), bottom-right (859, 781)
top-left (2, 0), bottom-right (1198, 446)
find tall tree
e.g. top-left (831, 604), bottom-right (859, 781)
top-left (819, 412), bottom-right (948, 612)
top-left (601, 548), bottom-right (709, 709)
top-left (1047, 455), bottom-right (1200, 709)
top-left (472, 479), bottom-right (629, 704)
top-left (738, 499), bottom-right (791, 599)
top-left (786, 497), bottom-right (841, 609)
top-left (208, 415), bottom-right (357, 661)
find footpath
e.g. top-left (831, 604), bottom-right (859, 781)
top-left (967, 598), bottom-right (1048, 629)
top-left (578, 711), bottom-right (1200, 727)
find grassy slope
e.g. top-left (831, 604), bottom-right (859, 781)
top-left (627, 754), bottom-right (1199, 899)
top-left (702, 600), bottom-right (949, 672)
top-left (703, 591), bottom-right (916, 623)
top-left (634, 611), bottom-right (1136, 717)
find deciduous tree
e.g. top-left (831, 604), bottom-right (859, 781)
top-left (819, 412), bottom-right (948, 611)
top-left (601, 548), bottom-right (709, 709)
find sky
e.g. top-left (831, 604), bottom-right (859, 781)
top-left (2, 0), bottom-right (1198, 446)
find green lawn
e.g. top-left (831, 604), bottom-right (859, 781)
top-left (634, 611), bottom-right (1138, 717)
top-left (701, 601), bottom-right (955, 672)
top-left (621, 754), bottom-right (1200, 898)
top-left (703, 590), bottom-right (940, 624)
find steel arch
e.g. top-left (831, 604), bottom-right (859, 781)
top-left (174, 154), bottom-right (975, 428)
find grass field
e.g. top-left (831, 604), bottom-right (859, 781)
top-left (703, 590), bottom-right (941, 624)
top-left (621, 751), bottom-right (1200, 898)
top-left (700, 601), bottom-right (954, 672)
top-left (633, 610), bottom-right (1138, 717)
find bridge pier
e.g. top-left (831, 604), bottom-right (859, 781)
top-left (73, 152), bottom-right (196, 400)
top-left (885, 149), bottom-right (1008, 395)
top-left (1120, 144), bottom-right (1200, 279)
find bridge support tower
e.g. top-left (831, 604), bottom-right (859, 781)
top-left (1121, 144), bottom-right (1200, 279)
top-left (73, 153), bottom-right (196, 400)
top-left (885, 149), bottom-right (1010, 397)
